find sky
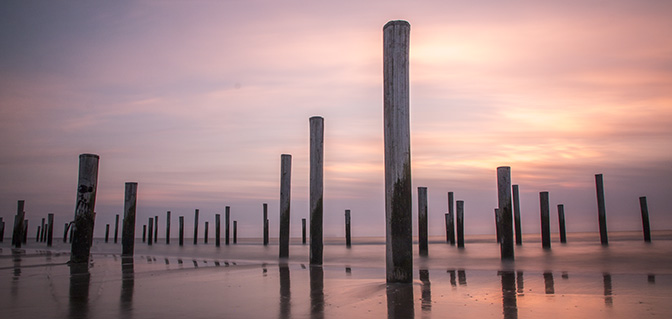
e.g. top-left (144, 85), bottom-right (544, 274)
top-left (1, 0), bottom-right (671, 240)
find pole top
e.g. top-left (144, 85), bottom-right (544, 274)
top-left (80, 153), bottom-right (100, 159)
top-left (384, 20), bottom-right (410, 29)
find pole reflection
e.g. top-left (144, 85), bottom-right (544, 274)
top-left (120, 256), bottom-right (135, 316)
top-left (603, 273), bottom-right (613, 307)
top-left (458, 269), bottom-right (467, 286)
top-left (69, 262), bottom-right (91, 319)
top-left (386, 283), bottom-right (414, 319)
top-left (447, 269), bottom-right (456, 287)
top-left (279, 263), bottom-right (291, 319)
top-left (499, 271), bottom-right (518, 319)
top-left (543, 272), bottom-right (554, 295)
top-left (419, 269), bottom-right (431, 312)
top-left (516, 271), bottom-right (524, 295)
top-left (310, 265), bottom-right (324, 319)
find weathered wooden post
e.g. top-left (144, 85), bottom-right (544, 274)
top-left (309, 115), bottom-right (324, 265)
top-left (595, 174), bottom-right (608, 245)
top-left (0, 218), bottom-right (4, 242)
top-left (497, 166), bottom-right (514, 259)
top-left (71, 154), bottom-right (99, 263)
top-left (153, 216), bottom-right (158, 243)
top-left (540, 191), bottom-right (551, 249)
top-left (447, 191), bottom-right (455, 245)
top-left (418, 187), bottom-right (428, 256)
top-left (105, 224), bottom-right (110, 243)
top-left (225, 206), bottom-right (230, 245)
top-left (63, 223), bottom-right (69, 243)
top-left (40, 218), bottom-right (46, 242)
top-left (114, 214), bottom-right (119, 244)
top-left (302, 218), bottom-right (307, 244)
top-left (12, 200), bottom-right (25, 248)
top-left (121, 182), bottom-right (137, 256)
top-left (383, 20), bottom-right (412, 283)
top-left (279, 154), bottom-right (292, 259)
top-left (22, 221), bottom-right (28, 244)
top-left (69, 226), bottom-right (74, 243)
top-left (165, 211), bottom-right (171, 244)
top-left (639, 196), bottom-right (651, 242)
top-left (495, 208), bottom-right (501, 244)
top-left (147, 218), bottom-right (153, 246)
top-left (457, 200), bottom-right (465, 248)
top-left (215, 213), bottom-right (221, 247)
top-left (345, 209), bottom-right (351, 248)
top-left (263, 203), bottom-right (269, 245)
top-left (233, 221), bottom-right (237, 244)
top-left (37, 226), bottom-right (42, 242)
top-left (142, 225), bottom-right (146, 243)
top-left (193, 209), bottom-right (199, 245)
top-left (204, 221), bottom-right (209, 244)
top-left (47, 213), bottom-right (54, 247)
top-left (178, 216), bottom-right (184, 246)
top-left (558, 204), bottom-right (567, 243)
top-left (512, 185), bottom-right (522, 245)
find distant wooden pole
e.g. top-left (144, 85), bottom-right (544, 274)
top-left (512, 185), bottom-right (522, 245)
top-left (0, 218), bottom-right (5, 242)
top-left (204, 221), bottom-right (209, 244)
top-left (595, 174), bottom-right (608, 245)
top-left (71, 154), bottom-right (100, 263)
top-left (193, 209), bottom-right (199, 245)
top-left (142, 225), bottom-right (146, 243)
top-left (147, 218), bottom-right (153, 246)
top-left (40, 218), bottom-right (46, 242)
top-left (302, 218), bottom-right (307, 244)
top-left (497, 166), bottom-right (514, 259)
top-left (495, 208), bottom-right (501, 244)
top-left (153, 216), bottom-right (158, 243)
top-left (418, 187), bottom-right (428, 256)
top-left (23, 221), bottom-right (28, 244)
top-left (383, 19), bottom-right (412, 284)
top-left (165, 211), bottom-right (171, 244)
top-left (47, 213), bottom-right (54, 247)
top-left (63, 223), bottom-right (69, 243)
top-left (36, 226), bottom-right (42, 242)
top-left (345, 210), bottom-right (351, 248)
top-left (558, 204), bottom-right (567, 243)
top-left (225, 206), bottom-right (230, 245)
top-left (540, 191), bottom-right (551, 249)
top-left (456, 200), bottom-right (465, 248)
top-left (233, 221), bottom-right (237, 244)
top-left (279, 154), bottom-right (292, 259)
top-left (639, 196), bottom-right (651, 242)
top-left (447, 192), bottom-right (455, 245)
top-left (215, 213), bottom-right (221, 247)
top-left (121, 182), bottom-right (138, 256)
top-left (114, 214), bottom-right (119, 244)
top-left (12, 200), bottom-right (25, 248)
top-left (263, 203), bottom-right (269, 245)
top-left (105, 224), bottom-right (110, 243)
top-left (179, 216), bottom-right (184, 246)
top-left (309, 116), bottom-right (324, 265)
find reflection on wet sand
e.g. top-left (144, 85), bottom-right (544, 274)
top-left (499, 271), bottom-right (518, 319)
top-left (386, 283), bottom-right (414, 319)
top-left (419, 269), bottom-right (431, 312)
top-left (120, 256), bottom-right (134, 316)
top-left (516, 271), bottom-right (524, 295)
top-left (447, 269), bottom-right (456, 287)
top-left (543, 272), bottom-right (555, 294)
top-left (310, 266), bottom-right (324, 319)
top-left (603, 273), bottom-right (613, 306)
top-left (11, 249), bottom-right (21, 297)
top-left (279, 263), bottom-right (291, 319)
top-left (69, 262), bottom-right (91, 319)
top-left (458, 269), bottom-right (467, 286)
top-left (648, 274), bottom-right (655, 284)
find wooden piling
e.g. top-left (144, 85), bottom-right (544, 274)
top-left (595, 174), bottom-right (608, 245)
top-left (165, 211), bottom-right (171, 244)
top-left (23, 221), bottom-right (28, 244)
top-left (147, 218), bottom-right (153, 246)
top-left (225, 206), bottom-right (230, 245)
top-left (0, 218), bottom-right (4, 242)
top-left (279, 154), bottom-right (292, 259)
top-left (418, 187), bottom-right (428, 256)
top-left (345, 210), bottom-right (351, 248)
top-left (63, 223), bottom-right (69, 243)
top-left (215, 214), bottom-right (221, 247)
top-left (263, 203), bottom-right (269, 246)
top-left (447, 192), bottom-right (455, 245)
top-left (40, 218), bottom-right (46, 242)
top-left (540, 191), bottom-right (551, 249)
top-left (497, 166), bottom-right (514, 259)
top-left (383, 20), bottom-right (412, 283)
top-left (12, 200), bottom-right (25, 248)
top-left (302, 218), bottom-right (307, 244)
top-left (71, 154), bottom-right (99, 263)
top-left (154, 216), bottom-right (158, 243)
top-left (142, 225), bottom-right (146, 243)
top-left (233, 221), bottom-right (237, 244)
top-left (309, 116), bottom-right (324, 265)
top-left (105, 224), bottom-right (110, 243)
top-left (495, 208), bottom-right (501, 244)
top-left (457, 200), bottom-right (465, 248)
top-left (558, 204), bottom-right (567, 243)
top-left (114, 214), bottom-right (119, 244)
top-left (36, 226), bottom-right (41, 242)
top-left (512, 185), bottom-right (522, 245)
top-left (193, 209), bottom-right (199, 245)
top-left (121, 182), bottom-right (138, 256)
top-left (639, 196), bottom-right (651, 242)
top-left (179, 216), bottom-right (184, 246)
top-left (47, 213), bottom-right (54, 246)
top-left (204, 221), bottom-right (209, 244)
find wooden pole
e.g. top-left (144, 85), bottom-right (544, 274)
top-left (345, 209), bottom-right (351, 248)
top-left (179, 216), bottom-right (184, 246)
top-left (105, 224), bottom-right (110, 243)
top-left (114, 214), bottom-right (119, 244)
top-left (309, 115), bottom-right (324, 265)
top-left (495, 208), bottom-right (501, 243)
top-left (71, 154), bottom-right (99, 263)
top-left (418, 187), bottom-right (428, 256)
top-left (23, 221), bottom-right (28, 244)
top-left (233, 221), bottom-right (237, 244)
top-left (447, 191), bottom-right (455, 245)
top-left (302, 218), bottom-right (307, 244)
top-left (193, 209), bottom-right (199, 245)
top-left (121, 182), bottom-right (137, 256)
top-left (142, 225), bottom-right (146, 243)
top-left (215, 213), bottom-right (221, 247)
top-left (63, 223), bottom-right (69, 243)
top-left (40, 218), bottom-right (46, 242)
top-left (512, 185), bottom-right (522, 245)
top-left (147, 218), bottom-right (153, 246)
top-left (153, 216), bottom-right (158, 243)
top-left (166, 211), bottom-right (171, 244)
top-left (639, 196), bottom-right (651, 242)
top-left (225, 206), bottom-right (230, 245)
top-left (204, 221), bottom-right (209, 244)
top-left (37, 226), bottom-right (41, 242)
top-left (12, 200), bottom-right (25, 248)
top-left (558, 204), bottom-right (567, 243)
top-left (595, 174), bottom-right (608, 245)
top-left (47, 213), bottom-right (54, 247)
top-left (383, 20), bottom-right (412, 283)
top-left (263, 203), bottom-right (269, 246)
top-left (457, 200), bottom-right (465, 248)
top-left (279, 154), bottom-right (292, 259)
top-left (0, 218), bottom-right (4, 242)
top-left (540, 191), bottom-right (551, 249)
top-left (497, 166), bottom-right (514, 259)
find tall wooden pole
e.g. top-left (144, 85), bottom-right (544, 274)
top-left (204, 221), bottom-right (209, 244)
top-left (105, 224), bottom-right (110, 243)
top-left (558, 204), bottom-right (567, 243)
top-left (595, 174), bottom-right (608, 245)
top-left (147, 218), bottom-right (153, 246)
top-left (263, 203), bottom-right (269, 246)
top-left (47, 213), bottom-right (54, 247)
top-left (40, 218), bottom-right (46, 242)
top-left (13, 200), bottom-right (25, 248)
top-left (193, 209), bottom-right (199, 245)
top-left (456, 200), bottom-right (465, 248)
top-left (121, 182), bottom-right (137, 256)
top-left (178, 216), bottom-right (184, 246)
top-left (309, 116), bottom-right (324, 265)
top-left (512, 185), bottom-right (522, 245)
top-left (71, 154), bottom-right (99, 263)
top-left (279, 154), bottom-right (292, 259)
top-left (225, 206), bottom-right (230, 245)
top-left (447, 191), bottom-right (455, 245)
top-left (233, 221), bottom-right (237, 244)
top-left (165, 211), bottom-right (171, 244)
top-left (0, 218), bottom-right (4, 242)
top-left (302, 218), bottom-right (307, 244)
top-left (418, 187), bottom-right (428, 256)
top-left (345, 210), bottom-right (351, 248)
top-left (495, 208), bottom-right (501, 244)
top-left (497, 166), bottom-right (514, 259)
top-left (153, 216), bottom-right (158, 243)
top-left (540, 191), bottom-right (551, 249)
top-left (142, 225), bottom-right (146, 242)
top-left (215, 213), bottom-right (221, 247)
top-left (639, 196), bottom-right (651, 242)
top-left (114, 214), bottom-right (120, 244)
top-left (383, 20), bottom-right (412, 283)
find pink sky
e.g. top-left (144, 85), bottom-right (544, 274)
top-left (1, 0), bottom-right (671, 239)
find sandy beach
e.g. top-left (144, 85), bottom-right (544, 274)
top-left (1, 231), bottom-right (671, 318)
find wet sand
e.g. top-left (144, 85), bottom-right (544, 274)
top-left (1, 231), bottom-right (671, 318)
